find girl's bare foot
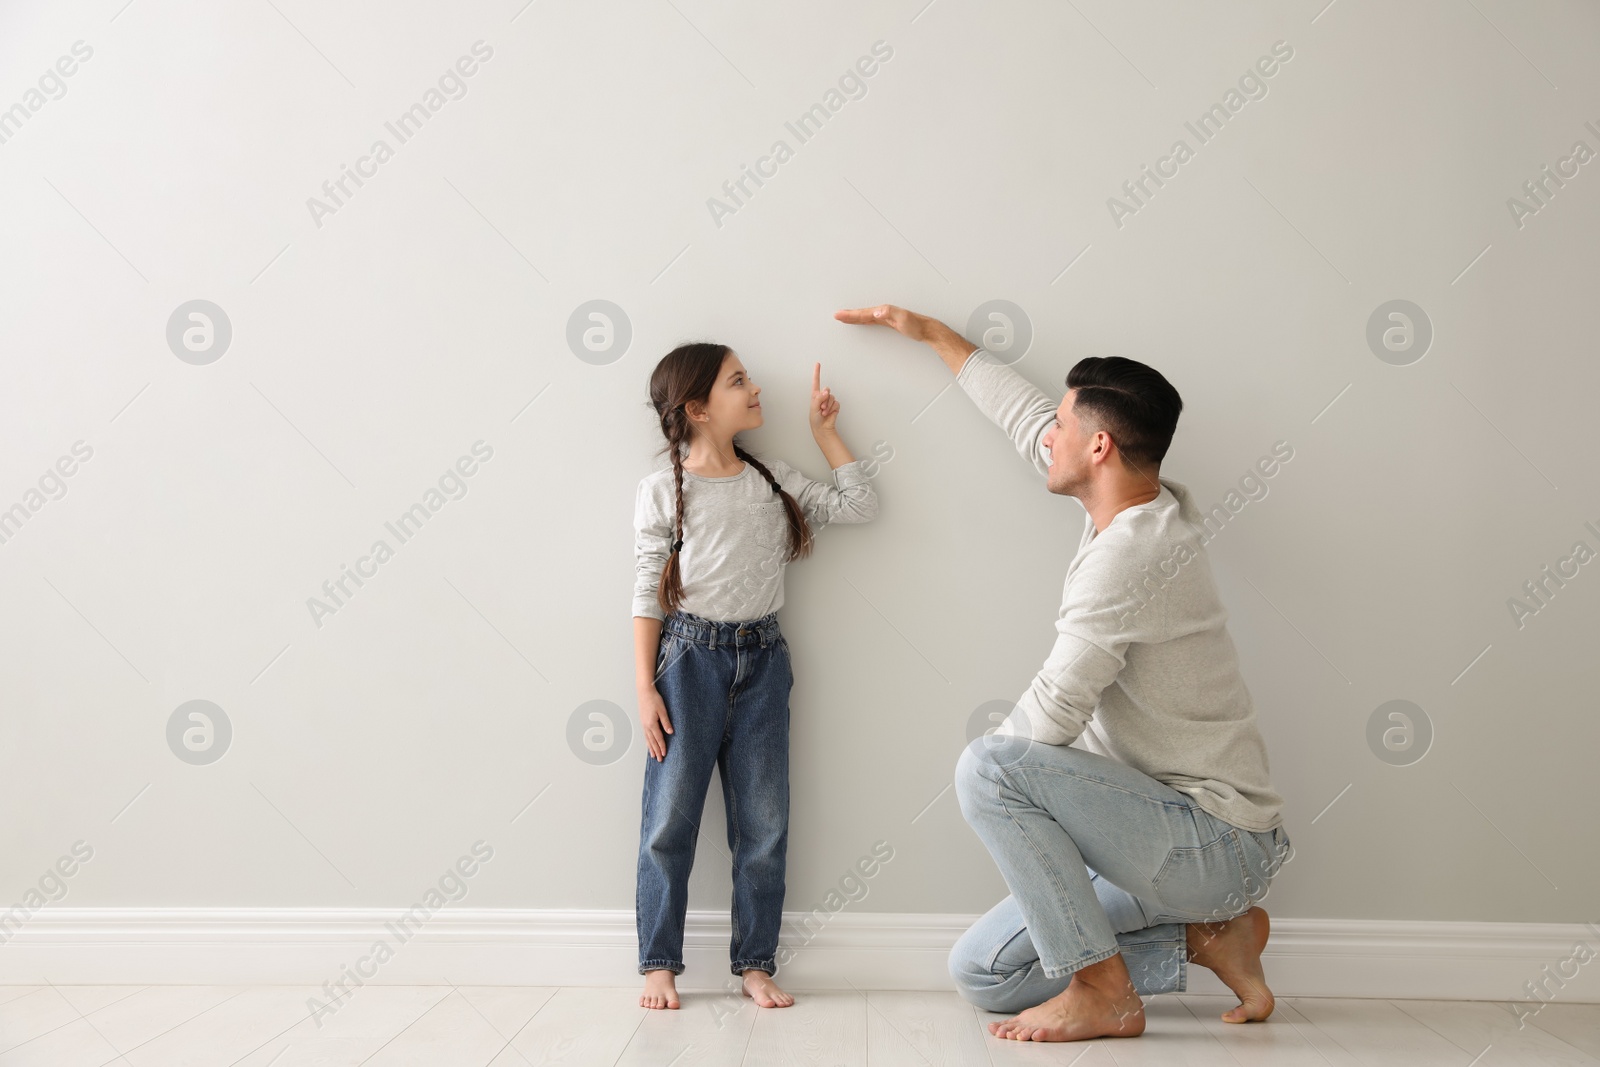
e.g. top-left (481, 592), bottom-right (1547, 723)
top-left (640, 968), bottom-right (680, 1009)
top-left (1187, 906), bottom-right (1274, 1022)
top-left (741, 969), bottom-right (795, 1008)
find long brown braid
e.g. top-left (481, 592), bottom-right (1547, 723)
top-left (647, 343), bottom-right (814, 617)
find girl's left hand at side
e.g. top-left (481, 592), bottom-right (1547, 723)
top-left (810, 362), bottom-right (839, 436)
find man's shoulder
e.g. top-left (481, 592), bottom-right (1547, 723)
top-left (1076, 481), bottom-right (1209, 576)
top-left (1112, 480), bottom-right (1205, 542)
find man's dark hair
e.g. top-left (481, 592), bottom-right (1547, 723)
top-left (1065, 356), bottom-right (1183, 472)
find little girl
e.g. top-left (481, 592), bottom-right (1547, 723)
top-left (632, 342), bottom-right (879, 1010)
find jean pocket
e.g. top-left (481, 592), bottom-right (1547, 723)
top-left (776, 635), bottom-right (793, 688)
top-left (655, 633), bottom-right (686, 677)
top-left (1240, 827), bottom-right (1292, 891)
top-left (1150, 831), bottom-right (1248, 922)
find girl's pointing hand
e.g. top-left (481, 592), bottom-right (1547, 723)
top-left (810, 362), bottom-right (839, 436)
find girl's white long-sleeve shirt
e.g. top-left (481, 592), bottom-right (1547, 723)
top-left (632, 454), bottom-right (879, 623)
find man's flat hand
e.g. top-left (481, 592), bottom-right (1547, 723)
top-left (834, 304), bottom-right (934, 341)
top-left (835, 304), bottom-right (978, 376)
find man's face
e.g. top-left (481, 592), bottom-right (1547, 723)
top-left (1045, 390), bottom-right (1162, 500)
top-left (1042, 388), bottom-right (1093, 496)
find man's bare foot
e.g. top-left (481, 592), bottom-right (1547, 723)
top-left (1187, 905), bottom-right (1274, 1022)
top-left (741, 969), bottom-right (795, 1008)
top-left (988, 952), bottom-right (1146, 1042)
top-left (640, 968), bottom-right (680, 1009)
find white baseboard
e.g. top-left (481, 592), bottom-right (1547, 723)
top-left (2, 909), bottom-right (1597, 1004)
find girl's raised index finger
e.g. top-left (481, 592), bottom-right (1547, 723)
top-left (812, 362), bottom-right (821, 393)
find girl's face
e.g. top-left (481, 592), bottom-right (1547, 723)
top-left (691, 351), bottom-right (763, 433)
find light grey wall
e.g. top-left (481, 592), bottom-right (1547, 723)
top-left (1, 0), bottom-right (1595, 928)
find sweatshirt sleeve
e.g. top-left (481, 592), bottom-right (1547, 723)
top-left (954, 348), bottom-right (1057, 480)
top-left (632, 477), bottom-right (673, 620)
top-left (771, 457), bottom-right (880, 528)
top-left (998, 539), bottom-right (1160, 747)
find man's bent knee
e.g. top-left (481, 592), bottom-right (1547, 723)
top-left (955, 735), bottom-right (1041, 818)
top-left (954, 737), bottom-right (1023, 800)
top-left (948, 940), bottom-right (1021, 1014)
top-left (953, 742), bottom-right (990, 816)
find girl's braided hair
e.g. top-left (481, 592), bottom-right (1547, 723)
top-left (646, 342), bottom-right (813, 617)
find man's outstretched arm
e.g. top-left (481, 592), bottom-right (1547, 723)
top-left (836, 304), bottom-right (1058, 480)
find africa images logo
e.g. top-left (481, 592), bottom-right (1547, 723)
top-left (305, 41), bottom-right (494, 229)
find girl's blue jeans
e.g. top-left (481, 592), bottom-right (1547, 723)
top-left (637, 609), bottom-right (792, 977)
top-left (950, 733), bottom-right (1292, 1013)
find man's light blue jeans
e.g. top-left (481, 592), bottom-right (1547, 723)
top-left (950, 733), bottom-right (1292, 1013)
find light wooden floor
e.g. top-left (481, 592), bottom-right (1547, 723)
top-left (0, 984), bottom-right (1595, 1066)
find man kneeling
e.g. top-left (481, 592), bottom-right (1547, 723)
top-left (838, 303), bottom-right (1293, 1042)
